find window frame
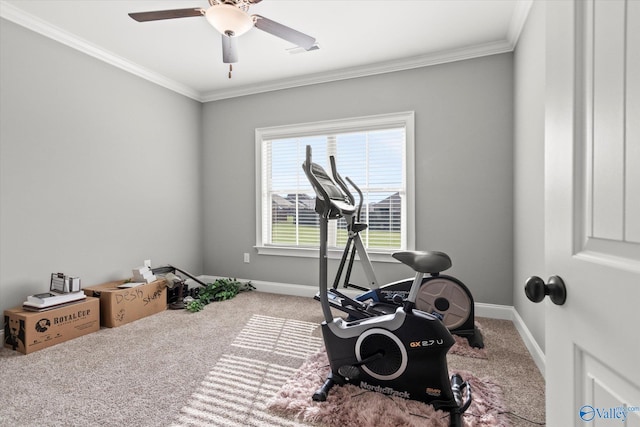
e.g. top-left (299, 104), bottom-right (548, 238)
top-left (255, 111), bottom-right (415, 262)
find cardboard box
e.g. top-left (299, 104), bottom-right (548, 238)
top-left (4, 298), bottom-right (100, 355)
top-left (83, 279), bottom-right (166, 327)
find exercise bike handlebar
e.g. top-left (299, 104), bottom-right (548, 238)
top-left (303, 145), bottom-right (355, 323)
top-left (345, 176), bottom-right (364, 223)
top-left (329, 156), bottom-right (354, 206)
top-left (329, 155), bottom-right (364, 223)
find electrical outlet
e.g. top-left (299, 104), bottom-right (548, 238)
top-left (244, 253), bottom-right (250, 263)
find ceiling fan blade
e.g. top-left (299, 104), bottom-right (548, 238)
top-left (221, 33), bottom-right (239, 64)
top-left (252, 15), bottom-right (316, 50)
top-left (128, 8), bottom-right (205, 22)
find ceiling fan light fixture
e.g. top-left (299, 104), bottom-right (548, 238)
top-left (205, 4), bottom-right (254, 36)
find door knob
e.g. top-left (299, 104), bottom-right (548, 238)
top-left (524, 275), bottom-right (567, 305)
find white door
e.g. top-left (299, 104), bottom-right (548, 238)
top-left (545, 0), bottom-right (640, 426)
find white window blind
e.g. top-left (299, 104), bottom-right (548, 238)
top-left (256, 112), bottom-right (414, 258)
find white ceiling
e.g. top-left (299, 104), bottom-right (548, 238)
top-left (1, 0), bottom-right (531, 102)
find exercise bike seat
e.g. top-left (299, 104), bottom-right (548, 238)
top-left (392, 251), bottom-right (452, 274)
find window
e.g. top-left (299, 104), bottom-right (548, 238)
top-left (255, 112), bottom-right (415, 260)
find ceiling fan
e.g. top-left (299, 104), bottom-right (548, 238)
top-left (128, 0), bottom-right (318, 77)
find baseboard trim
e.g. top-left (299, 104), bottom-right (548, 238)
top-left (474, 303), bottom-right (546, 377)
top-left (510, 307), bottom-right (546, 377)
top-left (474, 302), bottom-right (514, 320)
top-left (199, 275), bottom-right (546, 376)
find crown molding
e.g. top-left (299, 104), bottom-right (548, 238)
top-left (200, 39), bottom-right (514, 102)
top-left (0, 1), bottom-right (203, 102)
top-left (2, 0), bottom-right (531, 104)
top-left (507, 0), bottom-right (534, 46)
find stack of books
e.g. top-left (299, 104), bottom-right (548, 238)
top-left (23, 291), bottom-right (86, 312)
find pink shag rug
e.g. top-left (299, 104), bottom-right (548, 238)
top-left (449, 322), bottom-right (488, 359)
top-left (267, 350), bottom-right (509, 427)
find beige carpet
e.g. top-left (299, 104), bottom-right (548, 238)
top-left (0, 291), bottom-right (545, 426)
top-left (450, 323), bottom-right (488, 359)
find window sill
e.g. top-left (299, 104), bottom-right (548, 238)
top-left (255, 245), bottom-right (399, 263)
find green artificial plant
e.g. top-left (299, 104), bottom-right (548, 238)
top-left (185, 278), bottom-right (254, 312)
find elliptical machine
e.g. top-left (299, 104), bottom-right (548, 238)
top-left (303, 146), bottom-right (471, 427)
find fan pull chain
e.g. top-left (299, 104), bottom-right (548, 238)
top-left (228, 64), bottom-right (233, 79)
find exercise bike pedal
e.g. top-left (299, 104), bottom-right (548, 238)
top-left (337, 364), bottom-right (361, 381)
top-left (451, 374), bottom-right (472, 413)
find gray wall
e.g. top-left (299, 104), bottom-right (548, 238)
top-left (1, 16), bottom-right (519, 318)
top-left (513, 1), bottom-right (546, 351)
top-left (202, 53), bottom-right (514, 306)
top-left (0, 20), bottom-right (203, 314)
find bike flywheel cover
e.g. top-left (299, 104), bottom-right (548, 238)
top-left (355, 328), bottom-right (407, 381)
top-left (415, 278), bottom-right (472, 330)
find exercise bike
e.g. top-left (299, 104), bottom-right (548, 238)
top-left (303, 146), bottom-right (471, 427)
top-left (313, 154), bottom-right (484, 349)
